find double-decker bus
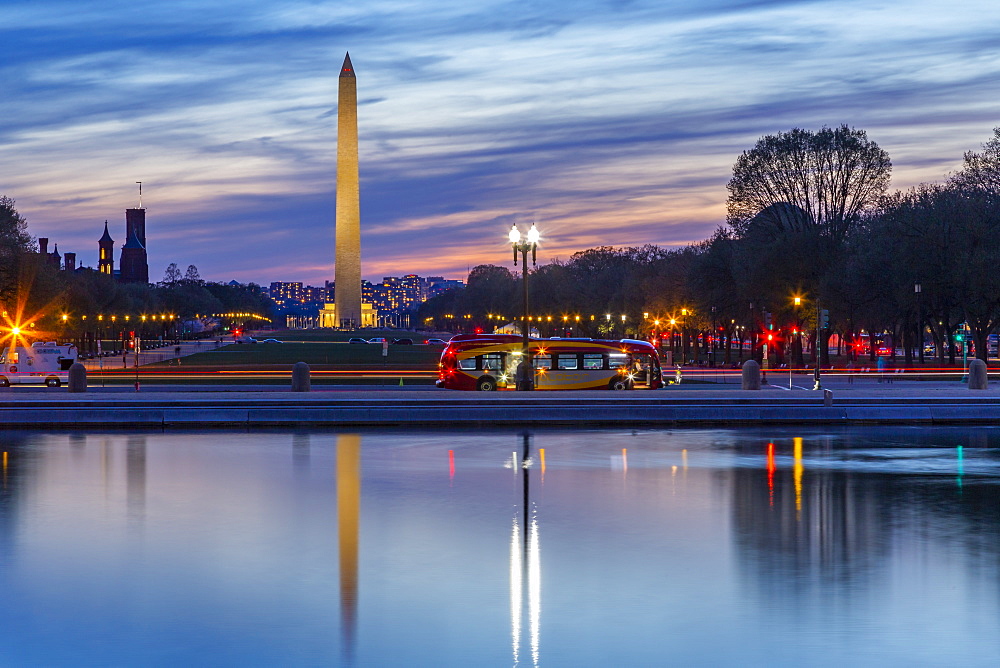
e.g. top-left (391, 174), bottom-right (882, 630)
top-left (435, 334), bottom-right (663, 391)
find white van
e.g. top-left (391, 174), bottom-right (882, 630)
top-left (0, 341), bottom-right (78, 387)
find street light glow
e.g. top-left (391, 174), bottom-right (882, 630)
top-left (527, 224), bottom-right (539, 244)
top-left (508, 225), bottom-right (521, 244)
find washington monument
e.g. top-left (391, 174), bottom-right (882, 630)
top-left (335, 52), bottom-right (361, 328)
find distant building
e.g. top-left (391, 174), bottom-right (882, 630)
top-left (269, 272), bottom-right (461, 329)
top-left (428, 277), bottom-right (464, 297)
top-left (318, 301), bottom-right (376, 328)
top-left (118, 207), bottom-right (149, 283)
top-left (119, 227), bottom-right (148, 283)
top-left (98, 222), bottom-right (114, 275)
top-left (269, 282), bottom-right (304, 307)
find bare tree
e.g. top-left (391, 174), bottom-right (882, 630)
top-left (951, 127), bottom-right (1000, 196)
top-left (727, 125), bottom-right (891, 242)
top-left (162, 263), bottom-right (181, 285)
top-left (184, 265), bottom-right (201, 283)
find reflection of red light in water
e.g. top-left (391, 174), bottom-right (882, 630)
top-left (767, 442), bottom-right (776, 505)
top-left (449, 449), bottom-right (455, 481)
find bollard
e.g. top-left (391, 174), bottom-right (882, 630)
top-left (824, 388), bottom-right (833, 407)
top-left (68, 362), bottom-right (87, 393)
top-left (968, 358), bottom-right (988, 390)
top-left (741, 359), bottom-right (761, 390)
top-left (291, 361), bottom-right (311, 392)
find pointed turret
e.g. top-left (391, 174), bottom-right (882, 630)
top-left (99, 220), bottom-right (114, 243)
top-left (340, 52), bottom-right (355, 78)
top-left (98, 220), bottom-right (115, 275)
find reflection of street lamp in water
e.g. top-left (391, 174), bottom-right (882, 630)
top-left (509, 224), bottom-right (539, 390)
top-left (511, 434), bottom-right (541, 666)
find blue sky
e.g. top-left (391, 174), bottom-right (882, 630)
top-left (1, 0), bottom-right (998, 285)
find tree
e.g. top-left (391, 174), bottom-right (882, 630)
top-left (184, 265), bottom-right (202, 283)
top-left (951, 127), bottom-right (1000, 197)
top-left (162, 263), bottom-right (181, 285)
top-left (0, 196), bottom-right (32, 252)
top-left (727, 125), bottom-right (891, 243)
top-left (1, 196), bottom-right (40, 313)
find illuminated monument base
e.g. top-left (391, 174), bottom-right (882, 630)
top-left (319, 302), bottom-right (376, 329)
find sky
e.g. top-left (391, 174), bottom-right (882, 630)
top-left (2, 0), bottom-right (999, 286)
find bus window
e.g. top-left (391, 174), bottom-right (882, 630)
top-left (556, 354), bottom-right (578, 370)
top-left (458, 357), bottom-right (477, 370)
top-left (533, 354), bottom-right (551, 369)
top-left (481, 353), bottom-right (503, 372)
top-left (582, 354), bottom-right (604, 370)
top-left (609, 352), bottom-right (628, 369)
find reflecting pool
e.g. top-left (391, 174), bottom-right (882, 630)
top-left (0, 427), bottom-right (998, 666)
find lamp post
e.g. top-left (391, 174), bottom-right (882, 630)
top-left (915, 282), bottom-right (923, 364)
top-left (669, 318), bottom-right (677, 364)
top-left (711, 306), bottom-right (717, 367)
top-left (813, 300), bottom-right (822, 391)
top-left (509, 223), bottom-right (539, 390)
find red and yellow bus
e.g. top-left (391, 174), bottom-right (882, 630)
top-left (436, 334), bottom-right (663, 391)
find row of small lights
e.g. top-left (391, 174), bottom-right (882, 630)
top-left (53, 313), bottom-right (271, 323)
top-left (426, 311), bottom-right (697, 324)
top-left (213, 313), bottom-right (272, 321)
top-left (66, 314), bottom-right (178, 323)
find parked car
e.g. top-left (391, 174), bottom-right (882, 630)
top-left (391, 338), bottom-right (414, 345)
top-left (348, 338), bottom-right (368, 344)
top-left (368, 337), bottom-right (387, 344)
top-left (424, 338), bottom-right (446, 345)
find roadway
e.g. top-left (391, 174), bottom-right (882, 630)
top-left (2, 377), bottom-right (1000, 427)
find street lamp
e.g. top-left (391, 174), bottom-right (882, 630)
top-left (915, 281), bottom-right (923, 364)
top-left (509, 223), bottom-right (539, 390)
top-left (669, 318), bottom-right (677, 363)
top-left (711, 306), bottom-right (717, 367)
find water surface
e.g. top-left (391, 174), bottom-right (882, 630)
top-left (0, 427), bottom-right (997, 666)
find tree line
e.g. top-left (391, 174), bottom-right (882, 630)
top-left (0, 196), bottom-right (272, 345)
top-left (418, 125), bottom-right (1000, 365)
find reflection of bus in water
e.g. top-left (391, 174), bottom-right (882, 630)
top-left (436, 334), bottom-right (663, 391)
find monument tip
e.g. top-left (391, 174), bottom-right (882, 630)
top-left (340, 52), bottom-right (355, 78)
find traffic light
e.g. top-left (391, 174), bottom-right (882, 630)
top-left (764, 311), bottom-right (772, 329)
top-left (820, 309), bottom-right (830, 329)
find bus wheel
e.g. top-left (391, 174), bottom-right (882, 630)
top-left (45, 377), bottom-right (61, 387)
top-left (477, 376), bottom-right (497, 391)
top-left (609, 377), bottom-right (630, 390)
top-left (0, 377), bottom-right (9, 387)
